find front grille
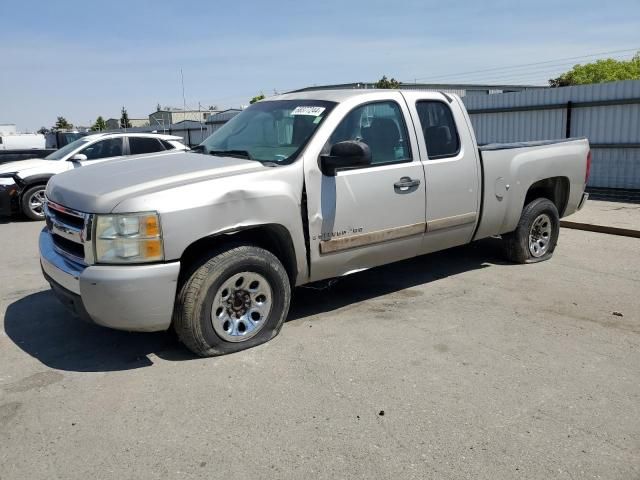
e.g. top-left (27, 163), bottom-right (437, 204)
top-left (44, 199), bottom-right (89, 264)
top-left (51, 233), bottom-right (85, 259)
top-left (49, 208), bottom-right (85, 229)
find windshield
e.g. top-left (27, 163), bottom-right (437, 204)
top-left (200, 100), bottom-right (336, 164)
top-left (45, 138), bottom-right (91, 160)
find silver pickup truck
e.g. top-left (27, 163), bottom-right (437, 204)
top-left (39, 90), bottom-right (590, 356)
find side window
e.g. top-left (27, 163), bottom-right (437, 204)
top-left (415, 101), bottom-right (460, 159)
top-left (330, 101), bottom-right (411, 166)
top-left (161, 140), bottom-right (176, 150)
top-left (129, 137), bottom-right (165, 155)
top-left (80, 138), bottom-right (123, 160)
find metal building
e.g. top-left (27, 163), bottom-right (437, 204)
top-left (0, 124), bottom-right (17, 135)
top-left (149, 108), bottom-right (216, 128)
top-left (463, 80), bottom-right (640, 194)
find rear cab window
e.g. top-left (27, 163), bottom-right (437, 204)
top-left (415, 101), bottom-right (460, 159)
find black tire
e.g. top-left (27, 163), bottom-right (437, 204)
top-left (21, 185), bottom-right (48, 221)
top-left (503, 198), bottom-right (560, 264)
top-left (173, 245), bottom-right (291, 357)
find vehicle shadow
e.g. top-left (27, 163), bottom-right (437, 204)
top-left (287, 237), bottom-right (507, 321)
top-left (4, 237), bottom-right (508, 372)
top-left (0, 216), bottom-right (34, 225)
top-left (3, 290), bottom-right (192, 372)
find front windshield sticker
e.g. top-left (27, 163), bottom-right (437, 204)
top-left (291, 106), bottom-right (326, 116)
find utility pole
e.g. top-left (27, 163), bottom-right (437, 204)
top-left (180, 69), bottom-right (187, 124)
top-left (198, 101), bottom-right (204, 142)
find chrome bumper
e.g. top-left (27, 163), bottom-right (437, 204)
top-left (39, 228), bottom-right (180, 332)
top-left (577, 192), bottom-right (589, 211)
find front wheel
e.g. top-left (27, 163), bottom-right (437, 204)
top-left (503, 198), bottom-right (560, 264)
top-left (173, 245), bottom-right (291, 357)
top-left (21, 185), bottom-right (47, 220)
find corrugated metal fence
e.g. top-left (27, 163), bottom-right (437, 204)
top-left (462, 80), bottom-right (640, 196)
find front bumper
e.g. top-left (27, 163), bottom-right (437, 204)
top-left (0, 180), bottom-right (19, 216)
top-left (39, 228), bottom-right (180, 332)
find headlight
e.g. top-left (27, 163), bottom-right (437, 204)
top-left (0, 174), bottom-right (17, 186)
top-left (94, 212), bottom-right (164, 264)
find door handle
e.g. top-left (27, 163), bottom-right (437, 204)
top-left (394, 176), bottom-right (421, 191)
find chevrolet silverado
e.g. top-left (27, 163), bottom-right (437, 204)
top-left (39, 90), bottom-right (591, 356)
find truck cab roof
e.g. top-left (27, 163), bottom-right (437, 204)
top-left (271, 89), bottom-right (450, 104)
top-left (80, 132), bottom-right (183, 142)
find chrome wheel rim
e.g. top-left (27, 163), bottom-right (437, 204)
top-left (528, 213), bottom-right (552, 257)
top-left (211, 271), bottom-right (272, 342)
top-left (29, 189), bottom-right (46, 217)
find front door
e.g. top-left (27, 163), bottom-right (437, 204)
top-left (304, 95), bottom-right (426, 282)
top-left (75, 137), bottom-right (125, 167)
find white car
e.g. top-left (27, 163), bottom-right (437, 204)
top-left (0, 133), bottom-right (187, 220)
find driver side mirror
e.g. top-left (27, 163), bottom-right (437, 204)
top-left (68, 153), bottom-right (88, 161)
top-left (320, 140), bottom-right (372, 176)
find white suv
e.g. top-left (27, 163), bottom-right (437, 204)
top-left (0, 133), bottom-right (187, 220)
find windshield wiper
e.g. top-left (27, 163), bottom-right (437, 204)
top-left (209, 149), bottom-right (253, 160)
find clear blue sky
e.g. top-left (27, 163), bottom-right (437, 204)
top-left (2, 0), bottom-right (639, 131)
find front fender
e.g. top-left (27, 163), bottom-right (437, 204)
top-left (112, 162), bottom-right (308, 283)
top-left (17, 173), bottom-right (53, 188)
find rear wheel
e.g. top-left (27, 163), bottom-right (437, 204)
top-left (21, 185), bottom-right (47, 220)
top-left (173, 245), bottom-right (291, 357)
top-left (503, 198), bottom-right (559, 264)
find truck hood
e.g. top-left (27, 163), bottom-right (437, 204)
top-left (0, 158), bottom-right (52, 175)
top-left (46, 151), bottom-right (264, 213)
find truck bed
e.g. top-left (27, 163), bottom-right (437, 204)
top-left (473, 137), bottom-right (590, 241)
top-left (0, 149), bottom-right (55, 164)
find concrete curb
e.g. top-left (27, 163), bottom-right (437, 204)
top-left (560, 220), bottom-right (640, 238)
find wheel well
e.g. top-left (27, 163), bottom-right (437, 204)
top-left (179, 224), bottom-right (298, 287)
top-left (19, 179), bottom-right (49, 197)
top-left (524, 177), bottom-right (570, 216)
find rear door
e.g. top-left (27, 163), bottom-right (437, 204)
top-left (402, 92), bottom-right (481, 254)
top-left (303, 92), bottom-right (426, 281)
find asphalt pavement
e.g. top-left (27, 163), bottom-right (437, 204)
top-left (1, 217), bottom-right (639, 479)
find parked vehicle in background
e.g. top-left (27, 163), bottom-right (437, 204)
top-left (0, 131), bottom-right (90, 165)
top-left (0, 133), bottom-right (187, 220)
top-left (45, 131), bottom-right (88, 150)
top-left (39, 90), bottom-right (590, 356)
top-left (0, 133), bottom-right (45, 150)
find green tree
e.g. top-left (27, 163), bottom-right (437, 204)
top-left (37, 126), bottom-right (50, 135)
top-left (90, 116), bottom-right (107, 131)
top-left (374, 75), bottom-right (401, 89)
top-left (549, 52), bottom-right (640, 87)
top-left (250, 94), bottom-right (265, 104)
top-left (120, 107), bottom-right (132, 129)
top-left (54, 116), bottom-right (73, 130)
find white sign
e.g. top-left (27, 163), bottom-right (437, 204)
top-left (291, 106), bottom-right (326, 116)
